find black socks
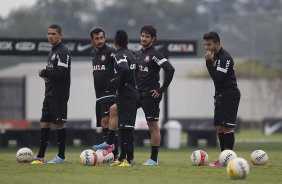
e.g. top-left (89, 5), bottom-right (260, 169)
top-left (224, 132), bottom-right (235, 150)
top-left (57, 128), bottom-right (66, 159)
top-left (37, 128), bottom-right (50, 158)
top-left (218, 132), bottom-right (225, 152)
top-left (150, 146), bottom-right (159, 162)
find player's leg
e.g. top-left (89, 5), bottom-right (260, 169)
top-left (107, 104), bottom-right (119, 159)
top-left (116, 91), bottom-right (137, 167)
top-left (93, 103), bottom-right (117, 151)
top-left (141, 95), bottom-right (161, 166)
top-left (208, 95), bottom-right (223, 167)
top-left (31, 98), bottom-right (51, 164)
top-left (48, 99), bottom-right (67, 163)
top-left (221, 90), bottom-right (240, 150)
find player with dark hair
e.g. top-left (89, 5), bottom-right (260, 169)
top-left (109, 29), bottom-right (138, 167)
top-left (134, 24), bottom-right (175, 166)
top-left (89, 27), bottom-right (119, 159)
top-left (31, 24), bottom-right (71, 164)
top-left (203, 31), bottom-right (241, 167)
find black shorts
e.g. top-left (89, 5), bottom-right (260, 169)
top-left (137, 92), bottom-right (162, 122)
top-left (116, 87), bottom-right (138, 129)
top-left (95, 101), bottom-right (115, 127)
top-left (41, 97), bottom-right (68, 123)
top-left (214, 89), bottom-right (240, 128)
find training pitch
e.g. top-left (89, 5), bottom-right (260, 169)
top-left (0, 129), bottom-right (281, 184)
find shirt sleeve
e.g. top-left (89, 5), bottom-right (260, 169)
top-left (115, 53), bottom-right (129, 90)
top-left (41, 50), bottom-right (70, 81)
top-left (152, 52), bottom-right (175, 93)
top-left (206, 55), bottom-right (232, 83)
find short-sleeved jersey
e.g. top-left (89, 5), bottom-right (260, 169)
top-left (41, 42), bottom-right (71, 101)
top-left (134, 45), bottom-right (175, 93)
top-left (91, 45), bottom-right (116, 103)
top-left (205, 47), bottom-right (238, 96)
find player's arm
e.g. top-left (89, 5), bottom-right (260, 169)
top-left (153, 53), bottom-right (175, 93)
top-left (115, 54), bottom-right (129, 91)
top-left (206, 55), bottom-right (231, 83)
top-left (40, 51), bottom-right (70, 81)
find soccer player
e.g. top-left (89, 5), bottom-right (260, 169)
top-left (31, 24), bottom-right (71, 164)
top-left (110, 30), bottom-right (138, 167)
top-left (203, 32), bottom-right (241, 167)
top-left (134, 25), bottom-right (175, 166)
top-left (89, 27), bottom-right (119, 159)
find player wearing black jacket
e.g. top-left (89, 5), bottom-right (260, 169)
top-left (32, 24), bottom-right (71, 164)
top-left (203, 31), bottom-right (240, 167)
top-left (111, 30), bottom-right (138, 167)
top-left (90, 27), bottom-right (119, 159)
top-left (135, 25), bottom-right (175, 166)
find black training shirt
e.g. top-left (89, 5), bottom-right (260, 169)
top-left (134, 45), bottom-right (175, 94)
top-left (91, 44), bottom-right (116, 103)
top-left (205, 47), bottom-right (238, 96)
top-left (113, 48), bottom-right (138, 94)
top-left (40, 42), bottom-right (71, 101)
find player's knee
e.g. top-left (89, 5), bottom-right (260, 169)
top-left (110, 104), bottom-right (117, 113)
top-left (214, 125), bottom-right (223, 133)
top-left (223, 127), bottom-right (234, 133)
top-left (101, 117), bottom-right (109, 128)
top-left (147, 121), bottom-right (159, 131)
top-left (54, 123), bottom-right (65, 129)
top-left (40, 122), bottom-right (50, 128)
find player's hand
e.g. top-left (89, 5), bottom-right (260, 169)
top-left (150, 89), bottom-right (160, 98)
top-left (43, 77), bottom-right (49, 83)
top-left (38, 69), bottom-right (43, 77)
top-left (204, 50), bottom-right (214, 60)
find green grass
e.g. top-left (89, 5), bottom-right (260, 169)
top-left (1, 129), bottom-right (282, 184)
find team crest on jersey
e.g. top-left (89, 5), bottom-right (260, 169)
top-left (51, 54), bottom-right (56, 60)
top-left (101, 55), bottom-right (106, 61)
top-left (144, 55), bottom-right (150, 62)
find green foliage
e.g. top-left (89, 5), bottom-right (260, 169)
top-left (187, 60), bottom-right (282, 79)
top-left (235, 60), bottom-right (282, 79)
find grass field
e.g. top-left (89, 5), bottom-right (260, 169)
top-left (1, 129), bottom-right (282, 184)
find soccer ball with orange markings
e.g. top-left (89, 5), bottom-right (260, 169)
top-left (190, 150), bottom-right (208, 166)
top-left (96, 149), bottom-right (114, 164)
top-left (80, 149), bottom-right (98, 166)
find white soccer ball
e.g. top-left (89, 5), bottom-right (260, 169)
top-left (227, 157), bottom-right (250, 179)
top-left (96, 149), bottom-right (114, 164)
top-left (190, 150), bottom-right (209, 166)
top-left (16, 147), bottom-right (33, 163)
top-left (80, 149), bottom-right (98, 166)
top-left (250, 150), bottom-right (268, 165)
top-left (219, 149), bottom-right (237, 166)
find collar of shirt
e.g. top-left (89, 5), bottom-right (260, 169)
top-left (51, 42), bottom-right (62, 51)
